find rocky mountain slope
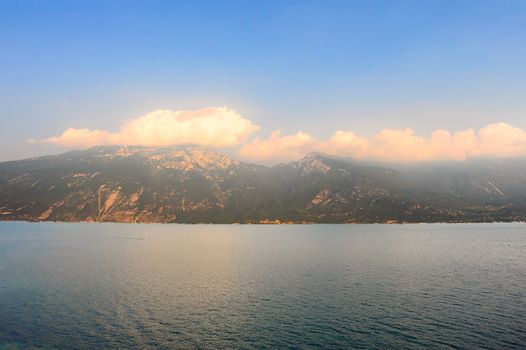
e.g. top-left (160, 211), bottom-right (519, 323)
top-left (1, 146), bottom-right (526, 223)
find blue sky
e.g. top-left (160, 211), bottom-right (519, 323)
top-left (1, 0), bottom-right (525, 162)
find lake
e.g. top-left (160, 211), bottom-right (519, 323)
top-left (0, 223), bottom-right (524, 349)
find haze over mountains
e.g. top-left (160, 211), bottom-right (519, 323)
top-left (1, 146), bottom-right (526, 223)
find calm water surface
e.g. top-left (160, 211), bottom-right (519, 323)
top-left (0, 223), bottom-right (525, 349)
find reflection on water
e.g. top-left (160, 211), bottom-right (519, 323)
top-left (0, 223), bottom-right (525, 349)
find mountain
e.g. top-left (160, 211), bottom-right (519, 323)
top-left (1, 146), bottom-right (526, 223)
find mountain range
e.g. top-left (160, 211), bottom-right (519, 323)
top-left (1, 146), bottom-right (526, 223)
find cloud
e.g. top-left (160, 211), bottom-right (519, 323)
top-left (239, 123), bottom-right (526, 163)
top-left (44, 107), bottom-right (260, 148)
top-left (43, 108), bottom-right (526, 163)
top-left (474, 122), bottom-right (526, 158)
top-left (239, 130), bottom-right (317, 163)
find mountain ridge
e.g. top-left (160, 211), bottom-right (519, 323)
top-left (1, 145), bottom-right (526, 223)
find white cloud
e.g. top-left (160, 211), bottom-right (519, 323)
top-left (42, 109), bottom-right (526, 163)
top-left (239, 123), bottom-right (526, 163)
top-left (44, 107), bottom-right (260, 148)
top-left (474, 122), bottom-right (526, 158)
top-left (239, 130), bottom-right (316, 163)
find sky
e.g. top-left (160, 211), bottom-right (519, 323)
top-left (1, 0), bottom-right (526, 163)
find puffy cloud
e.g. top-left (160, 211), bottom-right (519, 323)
top-left (239, 123), bottom-right (526, 163)
top-left (325, 127), bottom-right (479, 162)
top-left (474, 122), bottom-right (526, 158)
top-left (43, 108), bottom-right (526, 163)
top-left (44, 107), bottom-right (260, 148)
top-left (45, 128), bottom-right (116, 148)
top-left (239, 130), bottom-right (316, 163)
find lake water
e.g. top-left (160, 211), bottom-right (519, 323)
top-left (0, 223), bottom-right (524, 349)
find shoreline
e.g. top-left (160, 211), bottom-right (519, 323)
top-left (0, 219), bottom-right (525, 225)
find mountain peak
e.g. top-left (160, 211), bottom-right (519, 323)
top-left (294, 152), bottom-right (332, 175)
top-left (302, 152), bottom-right (327, 160)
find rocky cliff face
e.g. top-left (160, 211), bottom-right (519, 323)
top-left (1, 146), bottom-right (526, 223)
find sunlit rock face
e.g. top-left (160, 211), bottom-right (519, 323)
top-left (1, 146), bottom-right (526, 223)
